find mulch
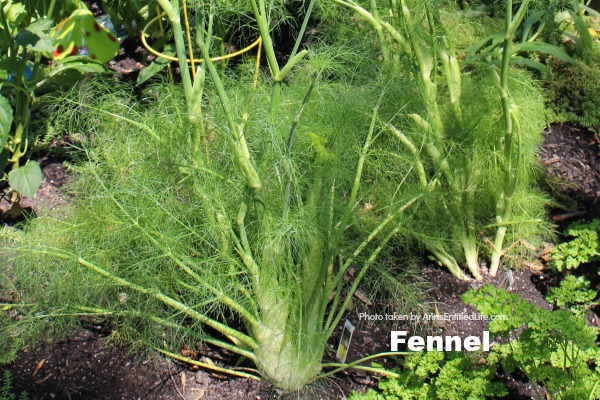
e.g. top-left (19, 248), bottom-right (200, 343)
top-left (540, 124), bottom-right (600, 212)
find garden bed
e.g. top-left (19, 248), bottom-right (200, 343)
top-left (2, 1), bottom-right (600, 399)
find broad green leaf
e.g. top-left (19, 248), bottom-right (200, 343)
top-left (570, 11), bottom-right (593, 50)
top-left (512, 42), bottom-right (577, 65)
top-left (24, 18), bottom-right (54, 35)
top-left (6, 3), bottom-right (26, 24)
top-left (8, 160), bottom-right (43, 198)
top-left (511, 56), bottom-right (552, 77)
top-left (16, 30), bottom-right (54, 53)
top-left (15, 18), bottom-right (54, 52)
top-left (137, 44), bottom-right (176, 85)
top-left (52, 9), bottom-right (119, 63)
top-left (49, 60), bottom-right (106, 76)
top-left (0, 95), bottom-right (13, 149)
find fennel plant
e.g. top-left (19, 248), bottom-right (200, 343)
top-left (2, 63), bottom-right (419, 391)
top-left (332, 0), bottom-right (555, 280)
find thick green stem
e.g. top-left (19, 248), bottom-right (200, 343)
top-left (156, 0), bottom-right (194, 113)
top-left (369, 0), bottom-right (388, 62)
top-left (426, 243), bottom-right (466, 280)
top-left (199, 43), bottom-right (262, 190)
top-left (489, 0), bottom-right (530, 276)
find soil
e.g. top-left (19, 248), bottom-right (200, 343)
top-left (540, 124), bottom-right (600, 217)
top-left (5, 256), bottom-right (595, 399)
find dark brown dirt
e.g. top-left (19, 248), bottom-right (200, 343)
top-left (0, 248), bottom-right (595, 399)
top-left (540, 124), bottom-right (600, 214)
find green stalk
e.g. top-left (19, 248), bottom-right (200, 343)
top-left (283, 79), bottom-right (315, 221)
top-left (250, 0), bottom-right (280, 78)
top-left (25, 246), bottom-right (257, 349)
top-left (369, 0), bottom-right (389, 62)
top-left (387, 124), bottom-right (428, 188)
top-left (156, 0), bottom-right (194, 113)
top-left (489, 0), bottom-right (530, 277)
top-left (199, 43), bottom-right (262, 190)
top-left (331, 0), bottom-right (411, 54)
top-left (332, 101), bottom-right (381, 252)
top-left (326, 198), bottom-right (420, 337)
top-left (290, 0), bottom-right (316, 61)
top-left (76, 256), bottom-right (256, 348)
top-left (321, 351), bottom-right (409, 378)
top-left (249, 0), bottom-right (281, 116)
top-left (399, 0), bottom-right (443, 136)
top-left (249, 0), bottom-right (309, 115)
top-left (461, 176), bottom-right (480, 279)
top-left (426, 243), bottom-right (466, 280)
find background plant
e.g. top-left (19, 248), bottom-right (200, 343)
top-left (463, 284), bottom-right (600, 399)
top-left (331, 0), bottom-right (554, 280)
top-left (348, 351), bottom-right (507, 400)
top-left (547, 38), bottom-right (600, 133)
top-left (550, 219), bottom-right (600, 271)
top-left (0, 0), bottom-right (116, 209)
top-left (545, 274), bottom-right (598, 316)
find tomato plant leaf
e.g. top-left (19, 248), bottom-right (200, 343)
top-left (51, 9), bottom-right (119, 63)
top-left (49, 59), bottom-right (106, 76)
top-left (0, 94), bottom-right (13, 149)
top-left (8, 161), bottom-right (43, 198)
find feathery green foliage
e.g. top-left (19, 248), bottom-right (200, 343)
top-left (1, 64), bottom-right (423, 389)
top-left (332, 0), bottom-right (553, 280)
